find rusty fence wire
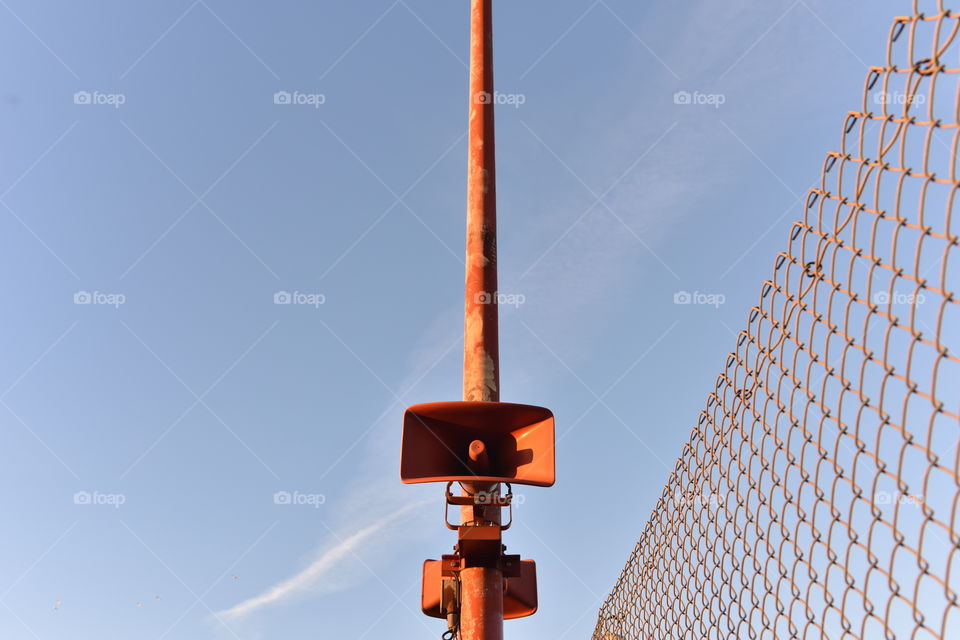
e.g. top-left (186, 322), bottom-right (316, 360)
top-left (593, 3), bottom-right (960, 639)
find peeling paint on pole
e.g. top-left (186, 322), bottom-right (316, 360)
top-left (460, 567), bottom-right (504, 640)
top-left (463, 0), bottom-right (500, 408)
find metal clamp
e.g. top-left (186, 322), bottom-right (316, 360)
top-left (444, 482), bottom-right (513, 530)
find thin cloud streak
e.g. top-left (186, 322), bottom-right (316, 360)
top-left (218, 313), bottom-right (458, 628)
top-left (218, 500), bottom-right (429, 620)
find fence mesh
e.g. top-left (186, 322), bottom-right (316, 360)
top-left (592, 3), bottom-right (960, 639)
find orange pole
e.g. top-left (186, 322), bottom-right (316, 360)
top-left (463, 0), bottom-right (499, 406)
top-left (459, 567), bottom-right (504, 640)
top-left (461, 1), bottom-right (503, 639)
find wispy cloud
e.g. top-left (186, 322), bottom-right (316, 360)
top-left (216, 308), bottom-right (459, 627)
top-left (218, 500), bottom-right (428, 620)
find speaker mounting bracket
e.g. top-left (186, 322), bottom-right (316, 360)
top-left (443, 481), bottom-right (513, 530)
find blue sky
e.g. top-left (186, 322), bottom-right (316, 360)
top-left (0, 1), bottom-right (918, 638)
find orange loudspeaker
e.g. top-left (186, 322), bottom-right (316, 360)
top-left (400, 401), bottom-right (555, 487)
top-left (421, 558), bottom-right (538, 619)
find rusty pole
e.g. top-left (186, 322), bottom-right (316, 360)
top-left (463, 0), bottom-right (499, 406)
top-left (460, 1), bottom-right (504, 639)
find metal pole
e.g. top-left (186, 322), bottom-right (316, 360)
top-left (463, 0), bottom-right (499, 406)
top-left (461, 1), bottom-right (504, 639)
top-left (459, 567), bottom-right (503, 640)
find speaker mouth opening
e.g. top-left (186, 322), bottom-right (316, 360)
top-left (400, 401), bottom-right (555, 487)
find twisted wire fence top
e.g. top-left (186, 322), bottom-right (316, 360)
top-left (592, 3), bottom-right (960, 639)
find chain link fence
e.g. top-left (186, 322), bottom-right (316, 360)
top-left (593, 3), bottom-right (959, 638)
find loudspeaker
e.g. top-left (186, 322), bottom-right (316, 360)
top-left (421, 559), bottom-right (538, 620)
top-left (400, 401), bottom-right (555, 487)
